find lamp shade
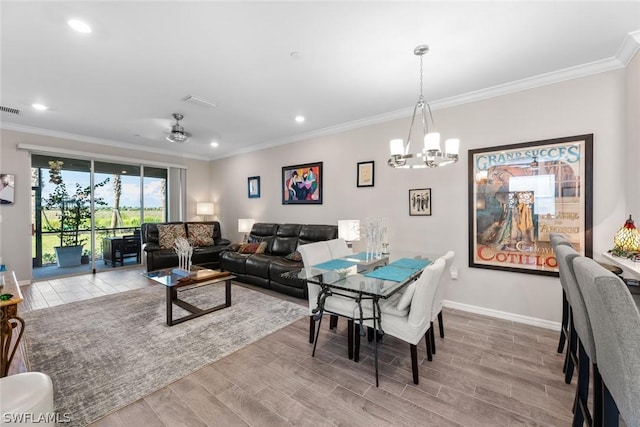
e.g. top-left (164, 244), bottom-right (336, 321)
top-left (238, 218), bottom-right (256, 234)
top-left (338, 220), bottom-right (360, 242)
top-left (613, 215), bottom-right (640, 251)
top-left (196, 202), bottom-right (214, 216)
top-left (389, 139), bottom-right (405, 156)
top-left (445, 138), bottom-right (460, 155)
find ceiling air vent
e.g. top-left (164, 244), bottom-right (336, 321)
top-left (182, 94), bottom-right (217, 109)
top-left (0, 105), bottom-right (20, 115)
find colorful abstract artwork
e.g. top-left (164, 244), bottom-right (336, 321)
top-left (282, 162), bottom-right (322, 204)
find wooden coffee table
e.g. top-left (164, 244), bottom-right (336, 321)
top-left (144, 267), bottom-right (235, 326)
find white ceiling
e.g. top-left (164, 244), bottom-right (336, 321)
top-left (1, 1), bottom-right (639, 161)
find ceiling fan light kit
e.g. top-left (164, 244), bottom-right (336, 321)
top-left (166, 113), bottom-right (190, 143)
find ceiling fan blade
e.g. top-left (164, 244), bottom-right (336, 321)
top-left (126, 118), bottom-right (172, 141)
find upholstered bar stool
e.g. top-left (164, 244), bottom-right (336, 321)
top-left (574, 257), bottom-right (640, 427)
top-left (550, 232), bottom-right (576, 382)
top-left (0, 372), bottom-right (54, 427)
top-left (556, 246), bottom-right (601, 427)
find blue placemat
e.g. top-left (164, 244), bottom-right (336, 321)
top-left (346, 252), bottom-right (370, 261)
top-left (312, 259), bottom-right (357, 270)
top-left (388, 258), bottom-right (431, 270)
top-left (364, 265), bottom-right (416, 282)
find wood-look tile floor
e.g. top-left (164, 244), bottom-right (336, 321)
top-left (19, 269), bottom-right (575, 426)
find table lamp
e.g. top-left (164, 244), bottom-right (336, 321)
top-left (238, 218), bottom-right (256, 243)
top-left (196, 202), bottom-right (214, 221)
top-left (338, 219), bottom-right (360, 249)
top-left (613, 215), bottom-right (640, 252)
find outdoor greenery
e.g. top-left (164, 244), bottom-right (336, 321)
top-left (37, 207), bottom-right (164, 264)
top-left (42, 161), bottom-right (110, 248)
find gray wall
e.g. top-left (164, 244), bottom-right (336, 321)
top-left (210, 66), bottom-right (634, 326)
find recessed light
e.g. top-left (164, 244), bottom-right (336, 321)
top-left (210, 141), bottom-right (219, 148)
top-left (32, 103), bottom-right (49, 111)
top-left (68, 19), bottom-right (92, 34)
top-left (295, 115), bottom-right (305, 123)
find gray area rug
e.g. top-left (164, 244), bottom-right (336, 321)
top-left (23, 284), bottom-right (307, 427)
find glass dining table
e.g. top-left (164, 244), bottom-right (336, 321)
top-left (284, 251), bottom-right (438, 386)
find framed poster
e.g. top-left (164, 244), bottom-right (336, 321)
top-left (468, 134), bottom-right (593, 276)
top-left (0, 174), bottom-right (15, 205)
top-left (248, 176), bottom-right (260, 198)
top-left (409, 188), bottom-right (431, 216)
top-left (282, 162), bottom-right (323, 204)
top-left (357, 161), bottom-right (375, 187)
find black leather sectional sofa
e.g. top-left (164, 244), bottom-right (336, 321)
top-left (141, 221), bottom-right (231, 272)
top-left (219, 223), bottom-right (338, 298)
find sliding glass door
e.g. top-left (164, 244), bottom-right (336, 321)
top-left (31, 154), bottom-right (167, 280)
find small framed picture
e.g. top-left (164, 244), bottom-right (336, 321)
top-left (409, 188), bottom-right (431, 216)
top-left (0, 174), bottom-right (15, 205)
top-left (248, 176), bottom-right (260, 198)
top-left (357, 161), bottom-right (375, 187)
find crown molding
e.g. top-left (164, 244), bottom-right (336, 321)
top-left (5, 32), bottom-right (640, 163)
top-left (1, 122), bottom-right (206, 161)
top-left (215, 31), bottom-right (640, 160)
top-left (616, 30), bottom-right (640, 66)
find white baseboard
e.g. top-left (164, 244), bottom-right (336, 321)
top-left (443, 300), bottom-right (561, 331)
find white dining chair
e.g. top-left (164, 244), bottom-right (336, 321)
top-left (356, 257), bottom-right (446, 384)
top-left (326, 238), bottom-right (351, 259)
top-left (429, 251), bottom-right (455, 354)
top-left (298, 240), bottom-right (359, 358)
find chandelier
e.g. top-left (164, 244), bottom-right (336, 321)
top-left (388, 45), bottom-right (460, 169)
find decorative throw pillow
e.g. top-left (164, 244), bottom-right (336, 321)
top-left (396, 281), bottom-right (418, 311)
top-left (158, 224), bottom-right (187, 249)
top-left (239, 241), bottom-right (267, 254)
top-left (188, 223), bottom-right (214, 246)
top-left (284, 250), bottom-right (302, 262)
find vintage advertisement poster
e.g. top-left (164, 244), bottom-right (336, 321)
top-left (468, 135), bottom-right (593, 276)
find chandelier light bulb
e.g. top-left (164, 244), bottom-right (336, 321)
top-left (424, 132), bottom-right (441, 152)
top-left (389, 139), bottom-right (405, 156)
top-left (445, 139), bottom-right (460, 155)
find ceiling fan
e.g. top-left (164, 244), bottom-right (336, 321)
top-left (165, 113), bottom-right (191, 143)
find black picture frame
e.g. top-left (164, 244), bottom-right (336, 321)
top-left (468, 134), bottom-right (593, 276)
top-left (282, 162), bottom-right (323, 204)
top-left (409, 188), bottom-right (431, 216)
top-left (248, 176), bottom-right (260, 198)
top-left (357, 161), bottom-right (375, 187)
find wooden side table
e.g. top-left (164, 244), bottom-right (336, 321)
top-left (1, 271), bottom-right (25, 377)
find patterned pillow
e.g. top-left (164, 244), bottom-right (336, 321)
top-left (188, 223), bottom-right (214, 246)
top-left (284, 250), bottom-right (302, 262)
top-left (158, 224), bottom-right (187, 249)
top-left (239, 241), bottom-right (267, 254)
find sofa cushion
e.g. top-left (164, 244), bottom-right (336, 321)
top-left (187, 223), bottom-right (214, 246)
top-left (298, 224), bottom-right (338, 245)
top-left (245, 254), bottom-right (275, 279)
top-left (157, 224), bottom-right (187, 249)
